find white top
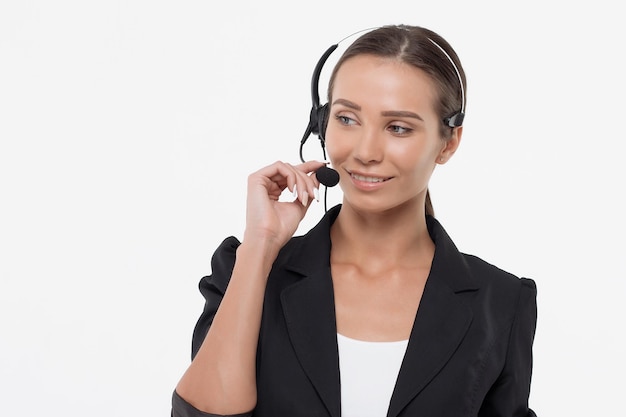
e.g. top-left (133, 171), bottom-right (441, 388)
top-left (337, 333), bottom-right (409, 417)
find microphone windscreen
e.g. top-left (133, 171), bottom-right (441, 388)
top-left (315, 166), bottom-right (340, 187)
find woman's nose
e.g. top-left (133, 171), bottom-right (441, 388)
top-left (353, 127), bottom-right (383, 164)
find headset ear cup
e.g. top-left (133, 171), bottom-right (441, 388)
top-left (308, 105), bottom-right (323, 136)
top-left (317, 103), bottom-right (329, 140)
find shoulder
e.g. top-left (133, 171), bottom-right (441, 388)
top-left (426, 214), bottom-right (536, 298)
top-left (459, 252), bottom-right (537, 330)
top-left (462, 252), bottom-right (536, 292)
top-left (199, 236), bottom-right (241, 294)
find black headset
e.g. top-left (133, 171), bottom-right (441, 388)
top-left (298, 42), bottom-right (341, 213)
top-left (299, 43), bottom-right (338, 165)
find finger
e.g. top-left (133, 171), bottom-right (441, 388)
top-left (283, 163), bottom-right (311, 206)
top-left (294, 159), bottom-right (329, 174)
top-left (252, 160), bottom-right (326, 206)
top-left (294, 160), bottom-right (328, 203)
top-left (253, 161), bottom-right (301, 195)
top-left (264, 161), bottom-right (317, 206)
top-left (293, 162), bottom-right (331, 205)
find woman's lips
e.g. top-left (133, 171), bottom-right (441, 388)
top-left (348, 171), bottom-right (392, 190)
top-left (350, 173), bottom-right (389, 183)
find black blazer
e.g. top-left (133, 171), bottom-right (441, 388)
top-left (173, 205), bottom-right (538, 417)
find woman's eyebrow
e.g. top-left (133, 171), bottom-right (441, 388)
top-left (381, 110), bottom-right (424, 121)
top-left (332, 98), bottom-right (361, 111)
top-left (333, 99), bottom-right (424, 121)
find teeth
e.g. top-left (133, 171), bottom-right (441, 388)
top-left (352, 173), bottom-right (386, 183)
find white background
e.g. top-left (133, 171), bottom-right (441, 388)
top-left (1, 1), bottom-right (624, 415)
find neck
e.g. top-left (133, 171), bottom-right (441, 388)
top-left (330, 201), bottom-right (434, 270)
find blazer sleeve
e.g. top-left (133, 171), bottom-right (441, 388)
top-left (171, 236), bottom-right (251, 417)
top-left (478, 278), bottom-right (538, 417)
top-left (191, 236), bottom-right (241, 359)
top-left (172, 390), bottom-right (252, 417)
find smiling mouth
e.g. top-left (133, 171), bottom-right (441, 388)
top-left (350, 173), bottom-right (391, 183)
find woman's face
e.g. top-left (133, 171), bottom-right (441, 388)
top-left (325, 54), bottom-right (459, 214)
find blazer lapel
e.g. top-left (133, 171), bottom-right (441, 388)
top-left (387, 216), bottom-right (478, 417)
top-left (281, 269), bottom-right (341, 417)
top-left (280, 206), bottom-right (342, 417)
top-left (386, 276), bottom-right (473, 417)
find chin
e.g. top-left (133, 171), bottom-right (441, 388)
top-left (342, 194), bottom-right (422, 216)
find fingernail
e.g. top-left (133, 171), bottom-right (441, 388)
top-left (301, 191), bottom-right (308, 206)
top-left (313, 187), bottom-right (320, 202)
top-left (292, 184), bottom-right (298, 198)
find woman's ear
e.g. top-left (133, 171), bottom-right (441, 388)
top-left (437, 126), bottom-right (462, 164)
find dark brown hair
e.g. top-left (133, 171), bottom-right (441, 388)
top-left (327, 25), bottom-right (466, 217)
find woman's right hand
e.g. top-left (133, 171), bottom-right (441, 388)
top-left (243, 160), bottom-right (327, 251)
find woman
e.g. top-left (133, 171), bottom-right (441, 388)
top-left (173, 25), bottom-right (538, 417)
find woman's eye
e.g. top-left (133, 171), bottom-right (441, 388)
top-left (389, 124), bottom-right (412, 134)
top-left (335, 115), bottom-right (356, 126)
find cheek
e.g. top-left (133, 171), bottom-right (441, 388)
top-left (323, 129), bottom-right (347, 162)
top-left (388, 140), bottom-right (437, 169)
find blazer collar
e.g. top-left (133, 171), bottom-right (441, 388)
top-left (425, 214), bottom-right (479, 292)
top-left (280, 205), bottom-right (478, 417)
